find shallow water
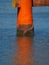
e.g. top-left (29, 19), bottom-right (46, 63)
top-left (0, 0), bottom-right (49, 65)
top-left (0, 28), bottom-right (49, 65)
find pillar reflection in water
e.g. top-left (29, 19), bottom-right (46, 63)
top-left (13, 37), bottom-right (34, 65)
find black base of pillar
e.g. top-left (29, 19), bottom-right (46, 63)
top-left (16, 28), bottom-right (34, 37)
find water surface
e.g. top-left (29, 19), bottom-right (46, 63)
top-left (0, 0), bottom-right (49, 65)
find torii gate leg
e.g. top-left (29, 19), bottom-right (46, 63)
top-left (16, 0), bottom-right (34, 36)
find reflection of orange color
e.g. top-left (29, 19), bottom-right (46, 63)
top-left (13, 37), bottom-right (34, 65)
top-left (17, 0), bottom-right (33, 26)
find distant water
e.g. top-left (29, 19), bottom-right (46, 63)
top-left (0, 1), bottom-right (49, 65)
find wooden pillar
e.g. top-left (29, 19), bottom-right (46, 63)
top-left (12, 0), bottom-right (49, 36)
top-left (16, 0), bottom-right (34, 36)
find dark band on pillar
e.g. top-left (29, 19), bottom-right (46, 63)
top-left (16, 24), bottom-right (34, 37)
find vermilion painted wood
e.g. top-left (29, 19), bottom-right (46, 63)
top-left (12, 0), bottom-right (49, 8)
top-left (17, 0), bottom-right (33, 26)
top-left (33, 0), bottom-right (49, 6)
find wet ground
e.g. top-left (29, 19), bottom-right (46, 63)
top-left (0, 1), bottom-right (49, 65)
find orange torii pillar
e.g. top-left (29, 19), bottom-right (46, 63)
top-left (12, 0), bottom-right (49, 36)
top-left (16, 0), bottom-right (34, 36)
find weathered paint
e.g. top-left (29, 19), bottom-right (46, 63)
top-left (33, 0), bottom-right (49, 6)
top-left (12, 0), bottom-right (49, 8)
